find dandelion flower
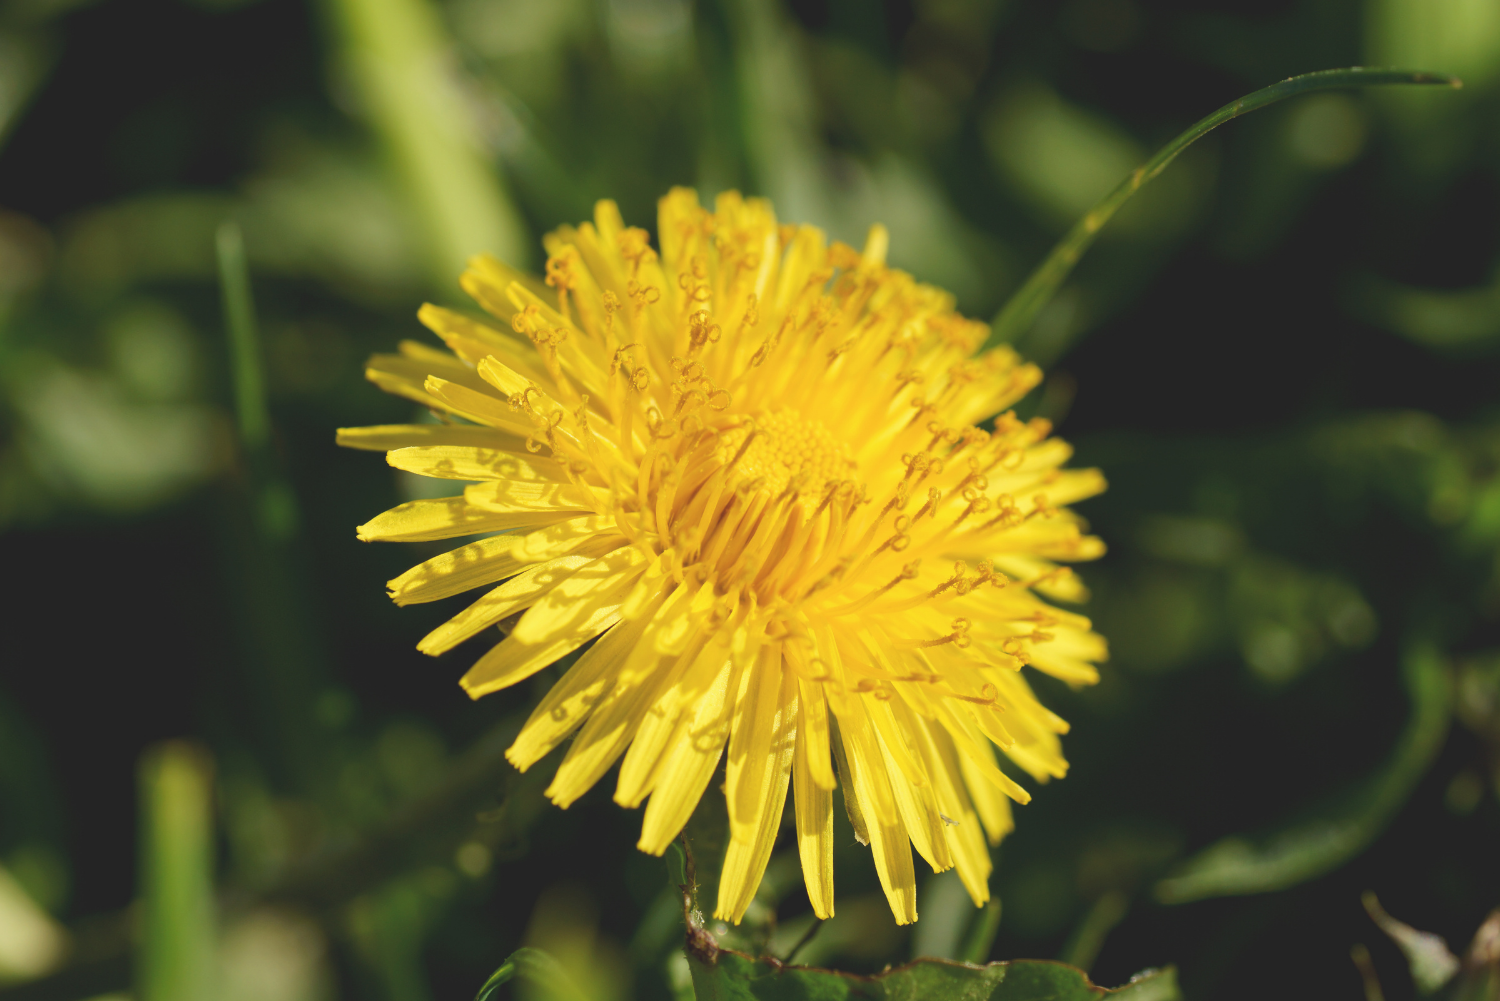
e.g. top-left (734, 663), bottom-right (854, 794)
top-left (339, 189), bottom-right (1108, 925)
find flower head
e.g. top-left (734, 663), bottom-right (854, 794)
top-left (339, 189), bottom-right (1107, 924)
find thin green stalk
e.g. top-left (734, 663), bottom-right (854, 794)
top-left (215, 219), bottom-right (324, 798)
top-left (138, 743), bottom-right (217, 1001)
top-left (216, 222), bottom-right (267, 454)
top-left (1058, 891), bottom-right (1128, 973)
top-left (217, 221), bottom-right (298, 541)
top-left (988, 67), bottom-right (1461, 348)
top-left (958, 899), bottom-right (1002, 965)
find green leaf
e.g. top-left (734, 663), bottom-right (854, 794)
top-left (988, 67), bottom-right (1460, 349)
top-left (686, 950), bottom-right (1180, 1001)
top-left (474, 947), bottom-right (589, 1001)
top-left (1154, 643), bottom-right (1451, 903)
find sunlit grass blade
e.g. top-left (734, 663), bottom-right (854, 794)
top-left (474, 947), bottom-right (588, 1001)
top-left (324, 0), bottom-right (529, 290)
top-left (988, 67), bottom-right (1462, 348)
top-left (138, 743), bottom-right (216, 1001)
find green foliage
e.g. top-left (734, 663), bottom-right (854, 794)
top-left (1154, 643), bottom-right (1452, 903)
top-left (478, 943), bottom-right (1181, 1001)
top-left (0, 0), bottom-right (1498, 998)
top-left (475, 947), bottom-right (592, 1001)
top-left (685, 950), bottom-right (1179, 1001)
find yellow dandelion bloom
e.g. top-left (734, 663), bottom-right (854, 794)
top-left (339, 189), bottom-right (1108, 925)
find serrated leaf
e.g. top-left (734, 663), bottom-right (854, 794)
top-left (685, 949), bottom-right (1181, 1001)
top-left (1154, 643), bottom-right (1451, 903)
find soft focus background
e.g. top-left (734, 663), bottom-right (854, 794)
top-left (0, 0), bottom-right (1497, 998)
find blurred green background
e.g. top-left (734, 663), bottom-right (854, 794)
top-left (0, 0), bottom-right (1497, 998)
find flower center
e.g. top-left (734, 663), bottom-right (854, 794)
top-left (719, 407), bottom-right (857, 499)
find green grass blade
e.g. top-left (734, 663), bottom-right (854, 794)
top-left (1058, 891), bottom-right (1127, 973)
top-left (138, 743), bottom-right (216, 1001)
top-left (323, 0), bottom-right (529, 290)
top-left (216, 221), bottom-right (267, 454)
top-left (474, 948), bottom-right (587, 1001)
top-left (1153, 642), bottom-right (1451, 904)
top-left (217, 221), bottom-right (298, 540)
top-left (957, 899), bottom-right (1002, 965)
top-left (988, 67), bottom-right (1461, 349)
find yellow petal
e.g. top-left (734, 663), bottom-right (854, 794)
top-left (936, 701), bottom-right (1033, 804)
top-left (1025, 628), bottom-right (1108, 687)
top-left (910, 714), bottom-right (991, 906)
top-left (546, 582), bottom-right (701, 807)
top-left (461, 253), bottom-right (551, 324)
top-left (336, 424), bottom-right (525, 452)
top-left (504, 592), bottom-right (662, 773)
top-left (793, 716), bottom-right (835, 919)
top-left (417, 303), bottom-right (547, 381)
top-left (387, 446), bottom-right (571, 483)
top-left (416, 549), bottom-right (611, 655)
top-left (788, 649), bottom-right (835, 791)
top-left (364, 366), bottom-right (453, 415)
top-left (836, 710), bottom-right (917, 925)
top-left (614, 582), bottom-right (720, 807)
top-left (955, 739), bottom-right (1014, 847)
top-left (463, 480), bottom-right (598, 514)
top-left (363, 345), bottom-right (492, 414)
top-left (503, 283), bottom-right (611, 388)
top-left (477, 355), bottom-right (556, 404)
top-left (462, 546), bottom-right (651, 700)
top-left (876, 706), bottom-right (950, 875)
top-left (723, 644), bottom-right (792, 843)
top-left (988, 554), bottom-right (1091, 603)
top-left (827, 678), bottom-right (903, 828)
top-left (715, 658), bottom-right (798, 924)
top-left (387, 516), bottom-right (617, 606)
top-left (357, 496), bottom-right (578, 543)
top-left (423, 376), bottom-right (538, 438)
top-left (635, 654), bottom-right (738, 854)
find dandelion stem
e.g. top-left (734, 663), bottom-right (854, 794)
top-left (988, 67), bottom-right (1462, 349)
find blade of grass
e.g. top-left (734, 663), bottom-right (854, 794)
top-left (988, 67), bottom-right (1461, 349)
top-left (475, 948), bottom-right (587, 1001)
top-left (958, 900), bottom-right (1002, 965)
top-left (138, 743), bottom-right (216, 1001)
top-left (217, 222), bottom-right (267, 455)
top-left (324, 0), bottom-right (529, 292)
top-left (1058, 891), bottom-right (1128, 973)
top-left (1154, 642), bottom-right (1451, 903)
top-left (216, 221), bottom-right (329, 797)
top-left (217, 221), bottom-right (296, 542)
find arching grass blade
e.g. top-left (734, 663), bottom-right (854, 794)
top-left (988, 67), bottom-right (1461, 349)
